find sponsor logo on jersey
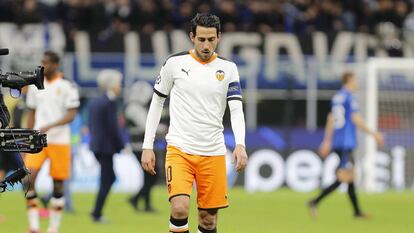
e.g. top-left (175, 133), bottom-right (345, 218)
top-left (216, 70), bottom-right (225, 81)
top-left (181, 68), bottom-right (190, 76)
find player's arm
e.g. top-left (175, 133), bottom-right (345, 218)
top-left (227, 63), bottom-right (247, 172)
top-left (228, 100), bottom-right (247, 172)
top-left (352, 112), bottom-right (384, 147)
top-left (39, 108), bottom-right (77, 133)
top-left (141, 59), bottom-right (173, 175)
top-left (141, 93), bottom-right (166, 175)
top-left (319, 112), bottom-right (334, 158)
top-left (26, 86), bottom-right (36, 129)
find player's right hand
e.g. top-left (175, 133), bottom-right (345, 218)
top-left (318, 140), bottom-right (331, 158)
top-left (374, 132), bottom-right (385, 148)
top-left (141, 149), bottom-right (156, 175)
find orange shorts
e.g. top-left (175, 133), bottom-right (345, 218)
top-left (165, 145), bottom-right (228, 210)
top-left (24, 144), bottom-right (71, 180)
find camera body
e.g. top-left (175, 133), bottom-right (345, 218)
top-left (0, 49), bottom-right (47, 153)
top-left (0, 66), bottom-right (44, 91)
top-left (0, 48), bottom-right (48, 192)
top-left (0, 49), bottom-right (47, 193)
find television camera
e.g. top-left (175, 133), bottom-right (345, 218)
top-left (0, 48), bottom-right (48, 192)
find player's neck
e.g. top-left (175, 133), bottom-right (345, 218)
top-left (45, 72), bottom-right (62, 82)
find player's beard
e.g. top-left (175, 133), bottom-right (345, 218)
top-left (197, 49), bottom-right (212, 61)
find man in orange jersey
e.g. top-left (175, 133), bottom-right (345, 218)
top-left (141, 13), bottom-right (248, 233)
top-left (24, 51), bottom-right (79, 233)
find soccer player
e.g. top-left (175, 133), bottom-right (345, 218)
top-left (308, 71), bottom-right (384, 219)
top-left (141, 13), bottom-right (248, 233)
top-left (24, 51), bottom-right (80, 233)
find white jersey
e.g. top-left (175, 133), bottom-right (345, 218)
top-left (154, 50), bottom-right (242, 155)
top-left (26, 75), bottom-right (80, 144)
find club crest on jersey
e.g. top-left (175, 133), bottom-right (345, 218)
top-left (215, 70), bottom-right (225, 81)
top-left (155, 74), bottom-right (161, 84)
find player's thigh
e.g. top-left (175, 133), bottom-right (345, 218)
top-left (335, 149), bottom-right (355, 181)
top-left (336, 169), bottom-right (355, 183)
top-left (165, 145), bottom-right (196, 200)
top-left (195, 155), bottom-right (228, 209)
top-left (24, 150), bottom-right (47, 172)
top-left (48, 145), bottom-right (71, 180)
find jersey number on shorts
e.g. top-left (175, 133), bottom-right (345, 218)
top-left (167, 165), bottom-right (173, 183)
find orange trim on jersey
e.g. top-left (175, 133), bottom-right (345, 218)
top-left (189, 49), bottom-right (217, 64)
top-left (45, 72), bottom-right (63, 83)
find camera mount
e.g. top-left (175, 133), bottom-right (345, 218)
top-left (0, 48), bottom-right (48, 192)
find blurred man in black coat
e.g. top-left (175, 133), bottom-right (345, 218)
top-left (88, 69), bottom-right (124, 222)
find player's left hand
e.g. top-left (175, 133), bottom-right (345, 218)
top-left (232, 144), bottom-right (248, 172)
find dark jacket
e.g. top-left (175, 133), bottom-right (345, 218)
top-left (88, 95), bottom-right (124, 155)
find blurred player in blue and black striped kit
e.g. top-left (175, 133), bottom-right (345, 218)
top-left (309, 71), bottom-right (384, 219)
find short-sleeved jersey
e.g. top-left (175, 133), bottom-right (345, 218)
top-left (154, 50), bottom-right (242, 156)
top-left (26, 76), bottom-right (80, 144)
top-left (331, 88), bottom-right (358, 150)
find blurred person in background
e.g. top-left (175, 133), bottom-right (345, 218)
top-left (24, 51), bottom-right (80, 233)
top-left (0, 87), bottom-right (28, 223)
top-left (141, 13), bottom-right (248, 233)
top-left (40, 112), bottom-right (83, 214)
top-left (0, 89), bottom-right (14, 224)
top-left (125, 80), bottom-right (167, 213)
top-left (308, 71), bottom-right (384, 219)
top-left (0, 86), bottom-right (29, 182)
top-left (130, 0), bottom-right (161, 34)
top-left (216, 0), bottom-right (242, 32)
top-left (88, 69), bottom-right (124, 223)
top-left (248, 0), bottom-right (284, 33)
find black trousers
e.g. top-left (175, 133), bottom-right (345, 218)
top-left (130, 150), bottom-right (157, 209)
top-left (92, 152), bottom-right (116, 218)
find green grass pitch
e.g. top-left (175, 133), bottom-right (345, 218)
top-left (0, 187), bottom-right (413, 233)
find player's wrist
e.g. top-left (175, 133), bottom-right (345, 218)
top-left (235, 144), bottom-right (245, 148)
top-left (142, 139), bottom-right (154, 150)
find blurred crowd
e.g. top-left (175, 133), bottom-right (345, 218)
top-left (0, 0), bottom-right (413, 35)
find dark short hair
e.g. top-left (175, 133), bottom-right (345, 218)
top-left (341, 71), bottom-right (355, 85)
top-left (43, 51), bottom-right (60, 64)
top-left (190, 13), bottom-right (221, 36)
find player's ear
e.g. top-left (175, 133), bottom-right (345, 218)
top-left (189, 32), bottom-right (195, 42)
